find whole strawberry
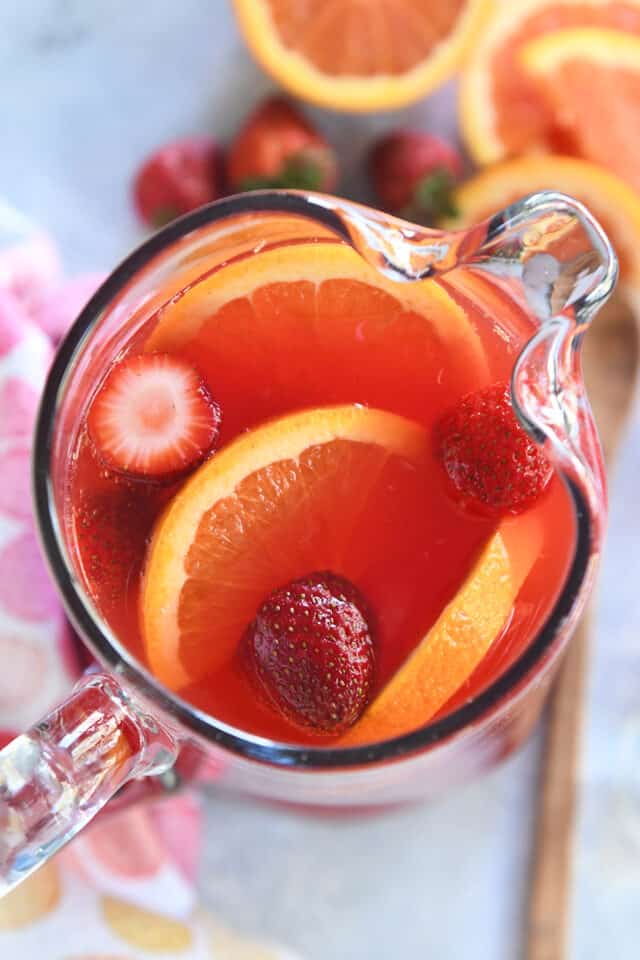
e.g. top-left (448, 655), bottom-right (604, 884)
top-left (227, 96), bottom-right (338, 193)
top-left (245, 572), bottom-right (375, 733)
top-left (133, 136), bottom-right (222, 227)
top-left (369, 131), bottom-right (463, 224)
top-left (435, 382), bottom-right (552, 515)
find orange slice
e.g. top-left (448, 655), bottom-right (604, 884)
top-left (231, 0), bottom-right (492, 112)
top-left (142, 405), bottom-right (427, 687)
top-left (460, 0), bottom-right (640, 165)
top-left (147, 241), bottom-right (488, 437)
top-left (519, 28), bottom-right (640, 193)
top-left (341, 509), bottom-right (542, 745)
top-left (441, 155), bottom-right (640, 290)
top-left (147, 241), bottom-right (485, 356)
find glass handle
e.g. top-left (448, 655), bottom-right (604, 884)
top-left (0, 672), bottom-right (178, 896)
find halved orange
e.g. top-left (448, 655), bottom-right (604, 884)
top-left (441, 155), bottom-right (640, 290)
top-left (147, 241), bottom-right (489, 439)
top-left (141, 405), bottom-right (496, 693)
top-left (232, 0), bottom-right (492, 112)
top-left (519, 28), bottom-right (640, 194)
top-left (341, 507), bottom-right (542, 745)
top-left (460, 0), bottom-right (640, 165)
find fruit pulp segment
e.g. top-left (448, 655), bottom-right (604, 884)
top-left (478, 2), bottom-right (640, 158)
top-left (519, 28), bottom-right (640, 193)
top-left (67, 241), bottom-right (576, 746)
top-left (264, 0), bottom-right (467, 76)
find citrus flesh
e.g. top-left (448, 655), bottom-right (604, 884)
top-left (340, 509), bottom-right (543, 745)
top-left (460, 0), bottom-right (640, 164)
top-left (232, 0), bottom-right (491, 111)
top-left (519, 28), bottom-right (640, 194)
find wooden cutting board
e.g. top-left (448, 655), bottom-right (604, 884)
top-left (526, 291), bottom-right (640, 960)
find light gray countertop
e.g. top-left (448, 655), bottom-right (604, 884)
top-left (2, 2), bottom-right (639, 957)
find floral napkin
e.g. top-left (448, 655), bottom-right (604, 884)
top-left (0, 200), bottom-right (298, 960)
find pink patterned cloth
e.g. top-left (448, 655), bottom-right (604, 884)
top-left (0, 204), bottom-right (295, 960)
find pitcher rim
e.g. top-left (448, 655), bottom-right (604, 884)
top-left (32, 189), bottom-right (596, 769)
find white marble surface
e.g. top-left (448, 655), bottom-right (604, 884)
top-left (2, 1), bottom-right (639, 957)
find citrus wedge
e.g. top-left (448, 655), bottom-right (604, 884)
top-left (519, 28), bottom-right (640, 193)
top-left (147, 241), bottom-right (488, 437)
top-left (232, 0), bottom-right (492, 112)
top-left (459, 0), bottom-right (640, 165)
top-left (340, 509), bottom-right (543, 745)
top-left (441, 155), bottom-right (640, 289)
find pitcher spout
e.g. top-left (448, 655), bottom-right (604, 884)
top-left (471, 191), bottom-right (618, 321)
top-left (310, 190), bottom-right (616, 299)
top-left (498, 193), bottom-right (616, 521)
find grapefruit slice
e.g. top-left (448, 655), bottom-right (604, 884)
top-left (519, 28), bottom-right (640, 193)
top-left (459, 0), bottom-right (640, 165)
top-left (441, 155), bottom-right (640, 289)
top-left (141, 404), bottom-right (497, 695)
top-left (231, 0), bottom-right (491, 111)
top-left (341, 509), bottom-right (543, 745)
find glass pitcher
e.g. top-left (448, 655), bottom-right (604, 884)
top-left (0, 189), bottom-right (613, 895)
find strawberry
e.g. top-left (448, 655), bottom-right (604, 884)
top-left (435, 382), bottom-right (552, 515)
top-left (133, 136), bottom-right (222, 227)
top-left (74, 488), bottom-right (158, 612)
top-left (227, 96), bottom-right (338, 193)
top-left (369, 131), bottom-right (463, 224)
top-left (87, 353), bottom-right (221, 482)
top-left (245, 572), bottom-right (375, 733)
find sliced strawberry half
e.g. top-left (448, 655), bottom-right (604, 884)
top-left (87, 353), bottom-right (221, 482)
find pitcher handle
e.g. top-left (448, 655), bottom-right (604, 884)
top-left (0, 672), bottom-right (178, 896)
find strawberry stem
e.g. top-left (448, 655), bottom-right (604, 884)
top-left (409, 169), bottom-right (458, 225)
top-left (238, 155), bottom-right (326, 192)
top-left (151, 206), bottom-right (181, 228)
